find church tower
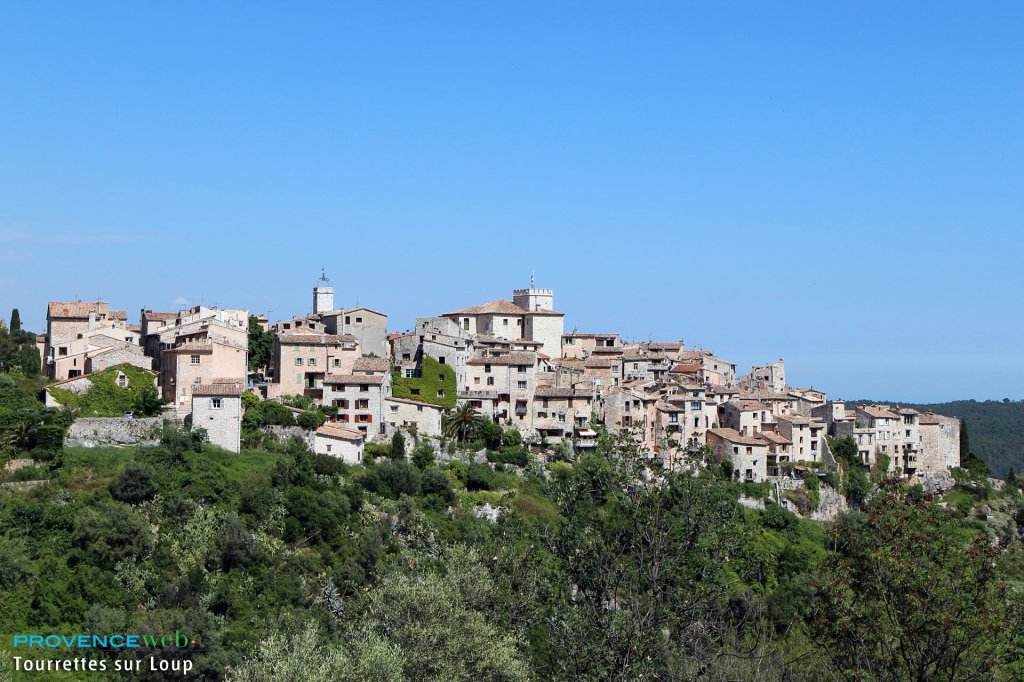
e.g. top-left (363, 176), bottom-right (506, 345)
top-left (313, 270), bottom-right (335, 314)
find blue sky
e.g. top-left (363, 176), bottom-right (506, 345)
top-left (1, 2), bottom-right (1021, 401)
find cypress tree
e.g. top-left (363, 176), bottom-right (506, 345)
top-left (960, 419), bottom-right (970, 460)
top-left (9, 308), bottom-right (20, 332)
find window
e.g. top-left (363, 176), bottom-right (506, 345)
top-left (438, 374), bottom-right (445, 381)
top-left (402, 353), bottom-right (411, 361)
top-left (308, 358), bottom-right (316, 366)
top-left (438, 356), bottom-right (446, 364)
top-left (191, 355), bottom-right (201, 365)
top-left (326, 444), bottom-right (332, 452)
top-left (357, 399), bottom-right (369, 409)
top-left (360, 384), bottom-right (369, 392)
top-left (333, 358), bottom-right (340, 367)
top-left (417, 405), bottom-right (423, 412)
top-left (463, 318), bottom-right (470, 329)
top-left (117, 374), bottom-right (127, 388)
top-left (295, 358), bottom-right (303, 366)
top-left (437, 389), bottom-right (445, 397)
top-left (345, 316), bottom-right (351, 325)
top-left (693, 416), bottom-right (700, 427)
top-left (405, 369), bottom-right (415, 378)
top-left (486, 377), bottom-right (494, 386)
top-left (503, 319), bottom-right (508, 326)
top-left (484, 364), bottom-right (491, 373)
top-left (211, 398), bottom-right (222, 409)
top-left (411, 388), bottom-right (421, 395)
top-left (59, 346), bottom-right (68, 356)
top-left (473, 377), bottom-right (480, 385)
top-left (517, 381), bottom-right (527, 389)
top-left (355, 317), bottom-right (362, 323)
top-left (391, 405), bottom-right (398, 412)
top-left (517, 365), bottom-right (527, 373)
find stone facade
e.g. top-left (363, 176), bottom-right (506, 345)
top-left (384, 397), bottom-right (444, 436)
top-left (191, 384), bottom-right (242, 453)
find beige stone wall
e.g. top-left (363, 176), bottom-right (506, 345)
top-left (163, 342), bottom-right (247, 410)
top-left (312, 434), bottom-right (363, 464)
top-left (524, 314), bottom-right (564, 359)
top-left (919, 415), bottom-right (960, 473)
top-left (191, 395), bottom-right (241, 453)
top-left (384, 398), bottom-right (444, 436)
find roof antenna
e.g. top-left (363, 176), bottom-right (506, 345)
top-left (530, 271), bottom-right (535, 288)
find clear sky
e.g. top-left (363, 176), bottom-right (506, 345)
top-left (1, 2), bottom-right (1021, 402)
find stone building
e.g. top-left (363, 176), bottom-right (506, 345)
top-left (322, 372), bottom-right (392, 437)
top-left (442, 285), bottom-right (565, 359)
top-left (191, 383), bottom-right (242, 453)
top-left (706, 428), bottom-right (769, 483)
top-left (918, 412), bottom-right (960, 472)
top-left (268, 331), bottom-right (359, 400)
top-left (384, 397), bottom-right (445, 436)
top-left (44, 301), bottom-right (131, 379)
top-left (313, 423), bottom-right (365, 464)
top-left (464, 352), bottom-right (539, 426)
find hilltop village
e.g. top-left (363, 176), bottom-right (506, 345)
top-left (37, 275), bottom-right (960, 481)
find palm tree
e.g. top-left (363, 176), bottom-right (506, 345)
top-left (443, 403), bottom-right (482, 442)
top-left (1, 419), bottom-right (38, 451)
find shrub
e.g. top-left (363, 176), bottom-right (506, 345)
top-left (502, 428), bottom-right (523, 447)
top-left (260, 401), bottom-right (296, 426)
top-left (376, 459), bottom-right (422, 498)
top-left (296, 410), bottom-right (326, 431)
top-left (390, 431), bottom-right (406, 459)
top-left (109, 463), bottom-right (157, 504)
top-left (47, 364), bottom-right (160, 417)
top-left (466, 463), bottom-right (495, 491)
top-left (411, 441), bottom-right (436, 469)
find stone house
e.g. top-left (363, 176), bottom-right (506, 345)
top-left (322, 372), bottom-right (392, 438)
top-left (442, 286), bottom-right (565, 359)
top-left (918, 412), bottom-right (960, 472)
top-left (268, 331), bottom-right (360, 400)
top-left (706, 428), bottom-right (769, 483)
top-left (44, 301), bottom-right (131, 379)
top-left (775, 414), bottom-right (827, 463)
top-left (313, 423), bottom-right (365, 464)
top-left (532, 386), bottom-right (594, 442)
top-left (191, 383), bottom-right (242, 453)
top-left (720, 400), bottom-right (773, 437)
top-left (161, 335), bottom-right (248, 415)
top-left (560, 332), bottom-right (620, 360)
top-left (464, 352), bottom-right (539, 426)
top-left (739, 359), bottom-right (786, 392)
top-left (384, 397), bottom-right (444, 437)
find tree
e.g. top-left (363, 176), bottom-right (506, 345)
top-left (960, 418), bottom-right (970, 461)
top-left (247, 315), bottom-right (273, 372)
top-left (9, 308), bottom-right (20, 333)
top-left (297, 410), bottom-right (327, 431)
top-left (810, 485), bottom-right (1020, 681)
top-left (411, 442), bottom-right (435, 469)
top-left (537, 437), bottom-right (745, 679)
top-left (443, 404), bottom-right (482, 443)
top-left (109, 463), bottom-right (157, 504)
top-left (390, 431), bottom-right (406, 459)
top-left (134, 384), bottom-right (163, 416)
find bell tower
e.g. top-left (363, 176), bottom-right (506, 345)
top-left (313, 269), bottom-right (335, 314)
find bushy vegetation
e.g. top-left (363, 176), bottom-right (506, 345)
top-left (47, 363), bottom-right (163, 417)
top-left (2, 386), bottom-right (1024, 680)
top-left (391, 354), bottom-right (456, 409)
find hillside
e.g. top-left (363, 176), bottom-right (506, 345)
top-left (853, 399), bottom-right (1024, 479)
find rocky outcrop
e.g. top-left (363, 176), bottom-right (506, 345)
top-left (912, 470), bottom-right (956, 495)
top-left (66, 417), bottom-right (164, 447)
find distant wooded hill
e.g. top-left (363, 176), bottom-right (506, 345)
top-left (851, 399), bottom-right (1024, 479)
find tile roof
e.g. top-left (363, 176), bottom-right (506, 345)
top-left (918, 412), bottom-right (943, 426)
top-left (670, 362), bottom-right (703, 373)
top-left (730, 400), bottom-right (770, 411)
top-left (315, 424), bottom-right (366, 441)
top-left (323, 374), bottom-right (387, 386)
top-left (353, 357), bottom-right (389, 372)
top-left (47, 301), bottom-right (109, 319)
top-left (707, 428), bottom-right (765, 446)
top-left (445, 299), bottom-right (527, 316)
top-left (759, 431), bottom-right (792, 445)
top-left (535, 386), bottom-right (579, 398)
top-left (143, 310), bottom-right (178, 321)
top-left (385, 396), bottom-right (445, 409)
top-left (584, 357), bottom-right (616, 368)
top-left (193, 383), bottom-right (243, 397)
top-left (278, 333), bottom-right (357, 345)
top-left (858, 405), bottom-right (901, 420)
top-left (467, 353), bottom-right (537, 366)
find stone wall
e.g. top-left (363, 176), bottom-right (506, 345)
top-left (66, 417), bottom-right (165, 447)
